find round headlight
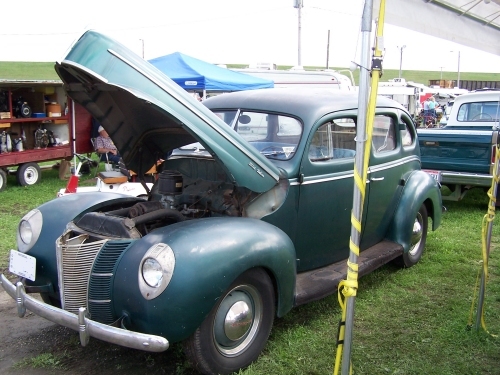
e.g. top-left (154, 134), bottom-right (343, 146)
top-left (19, 220), bottom-right (33, 244)
top-left (142, 258), bottom-right (163, 288)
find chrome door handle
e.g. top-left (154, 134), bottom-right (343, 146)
top-left (370, 176), bottom-right (385, 181)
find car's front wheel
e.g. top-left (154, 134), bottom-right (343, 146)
top-left (395, 204), bottom-right (428, 267)
top-left (184, 268), bottom-right (275, 375)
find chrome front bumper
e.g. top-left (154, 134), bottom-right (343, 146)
top-left (0, 273), bottom-right (169, 352)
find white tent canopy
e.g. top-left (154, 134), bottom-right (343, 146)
top-left (374, 0), bottom-right (500, 56)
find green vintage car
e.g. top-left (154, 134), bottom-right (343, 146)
top-left (0, 31), bottom-right (442, 375)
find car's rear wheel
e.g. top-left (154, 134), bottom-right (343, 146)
top-left (395, 204), bottom-right (428, 267)
top-left (184, 268), bottom-right (275, 375)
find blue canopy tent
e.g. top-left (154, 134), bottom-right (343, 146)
top-left (148, 52), bottom-right (274, 95)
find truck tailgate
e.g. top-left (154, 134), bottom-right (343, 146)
top-left (417, 129), bottom-right (494, 174)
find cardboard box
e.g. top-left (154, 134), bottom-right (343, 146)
top-left (0, 112), bottom-right (11, 119)
top-left (0, 122), bottom-right (11, 128)
top-left (46, 104), bottom-right (62, 117)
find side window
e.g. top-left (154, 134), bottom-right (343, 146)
top-left (309, 118), bottom-right (356, 162)
top-left (402, 124), bottom-right (414, 147)
top-left (372, 115), bottom-right (396, 153)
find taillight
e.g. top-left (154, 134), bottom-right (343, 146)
top-left (492, 145), bottom-right (497, 164)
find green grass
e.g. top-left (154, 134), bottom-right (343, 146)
top-left (0, 62), bottom-right (60, 81)
top-left (14, 352), bottom-right (67, 370)
top-left (1, 61), bottom-right (498, 87)
top-left (1, 171), bottom-right (499, 374)
top-left (0, 162), bottom-right (99, 270)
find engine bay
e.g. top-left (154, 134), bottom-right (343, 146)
top-left (71, 167), bottom-right (258, 239)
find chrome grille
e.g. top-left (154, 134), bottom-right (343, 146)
top-left (56, 234), bottom-right (107, 315)
top-left (88, 241), bottom-right (132, 323)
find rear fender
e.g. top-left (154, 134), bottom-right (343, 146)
top-left (387, 170), bottom-right (442, 252)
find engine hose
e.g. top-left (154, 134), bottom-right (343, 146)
top-left (130, 208), bottom-right (185, 227)
top-left (128, 201), bottom-right (164, 218)
top-left (106, 207), bottom-right (132, 217)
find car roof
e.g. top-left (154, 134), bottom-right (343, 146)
top-left (453, 90), bottom-right (500, 104)
top-left (204, 88), bottom-right (405, 131)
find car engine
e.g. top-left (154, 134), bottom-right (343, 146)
top-left (68, 168), bottom-right (258, 240)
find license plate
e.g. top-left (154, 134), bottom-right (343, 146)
top-left (9, 249), bottom-right (36, 281)
top-left (423, 169), bottom-right (442, 183)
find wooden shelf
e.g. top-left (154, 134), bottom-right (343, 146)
top-left (0, 116), bottom-right (68, 124)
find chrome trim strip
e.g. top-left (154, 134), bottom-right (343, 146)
top-left (291, 156), bottom-right (419, 186)
top-left (301, 172), bottom-right (355, 185)
top-left (0, 274), bottom-right (169, 353)
top-left (107, 50), bottom-right (280, 182)
top-left (368, 156), bottom-right (419, 173)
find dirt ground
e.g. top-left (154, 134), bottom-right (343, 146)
top-left (0, 274), bottom-right (200, 375)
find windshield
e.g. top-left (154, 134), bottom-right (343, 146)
top-left (213, 110), bottom-right (303, 160)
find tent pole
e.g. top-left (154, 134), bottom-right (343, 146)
top-left (71, 99), bottom-right (77, 170)
top-left (341, 1), bottom-right (374, 373)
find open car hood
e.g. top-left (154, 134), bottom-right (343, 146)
top-left (55, 30), bottom-right (280, 193)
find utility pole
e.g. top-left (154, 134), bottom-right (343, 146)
top-left (439, 66), bottom-right (444, 80)
top-left (326, 30), bottom-right (330, 69)
top-left (294, 0), bottom-right (304, 67)
top-left (450, 50), bottom-right (461, 88)
top-left (139, 39), bottom-right (145, 59)
top-left (397, 45), bottom-right (406, 78)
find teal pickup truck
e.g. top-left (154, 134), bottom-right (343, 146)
top-left (418, 90), bottom-right (500, 201)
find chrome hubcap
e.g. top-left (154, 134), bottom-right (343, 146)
top-left (409, 211), bottom-right (423, 256)
top-left (213, 285), bottom-right (262, 356)
top-left (224, 300), bottom-right (252, 340)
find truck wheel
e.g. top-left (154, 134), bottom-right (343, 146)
top-left (184, 268), bottom-right (275, 375)
top-left (0, 169), bottom-right (7, 192)
top-left (395, 204), bottom-right (428, 268)
top-left (16, 163), bottom-right (41, 186)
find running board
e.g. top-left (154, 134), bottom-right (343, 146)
top-left (294, 240), bottom-right (403, 306)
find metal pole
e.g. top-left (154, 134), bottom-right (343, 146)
top-left (341, 0), bottom-right (374, 373)
top-left (439, 67), bottom-right (444, 80)
top-left (71, 99), bottom-right (77, 169)
top-left (457, 51), bottom-right (461, 88)
top-left (326, 30), bottom-right (330, 69)
top-left (398, 45), bottom-right (406, 78)
top-left (140, 39), bottom-right (145, 59)
top-left (298, 0), bottom-right (302, 67)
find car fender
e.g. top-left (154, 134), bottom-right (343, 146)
top-left (112, 217), bottom-right (296, 343)
top-left (386, 170), bottom-right (442, 252)
top-left (24, 193), bottom-right (144, 290)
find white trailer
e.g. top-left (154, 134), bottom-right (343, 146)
top-left (232, 68), bottom-right (356, 91)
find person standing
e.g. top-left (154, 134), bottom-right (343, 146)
top-left (428, 97), bottom-right (437, 119)
top-left (423, 97), bottom-right (430, 117)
